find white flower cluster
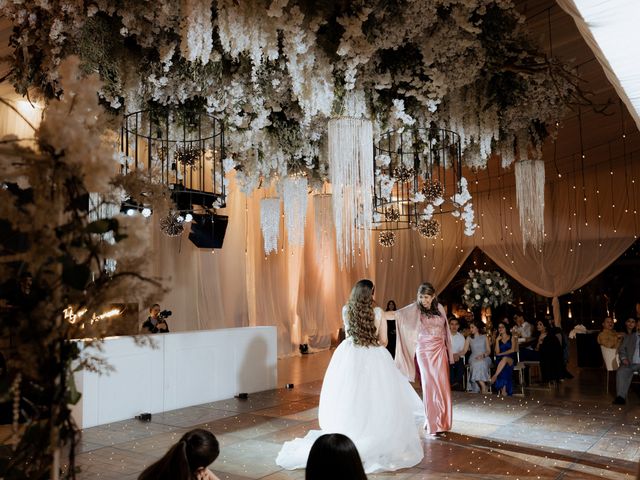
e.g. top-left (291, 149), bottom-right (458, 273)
top-left (450, 176), bottom-right (477, 236)
top-left (180, 0), bottom-right (213, 64)
top-left (462, 269), bottom-right (513, 309)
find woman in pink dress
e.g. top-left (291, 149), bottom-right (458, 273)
top-left (394, 282), bottom-right (453, 435)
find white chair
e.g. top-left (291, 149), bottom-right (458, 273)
top-left (512, 350), bottom-right (526, 396)
top-left (600, 345), bottom-right (619, 395)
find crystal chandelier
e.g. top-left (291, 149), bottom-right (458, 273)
top-left (373, 125), bottom-right (469, 244)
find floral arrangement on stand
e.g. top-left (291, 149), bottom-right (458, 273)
top-left (1, 0), bottom-right (576, 197)
top-left (462, 269), bottom-right (513, 309)
top-left (0, 58), bottom-right (164, 479)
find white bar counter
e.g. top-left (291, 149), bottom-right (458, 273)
top-left (71, 326), bottom-right (277, 429)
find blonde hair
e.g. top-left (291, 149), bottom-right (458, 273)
top-left (345, 279), bottom-right (379, 347)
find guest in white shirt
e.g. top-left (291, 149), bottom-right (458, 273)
top-left (511, 312), bottom-right (533, 339)
top-left (449, 317), bottom-right (466, 390)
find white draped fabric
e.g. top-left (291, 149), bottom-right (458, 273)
top-left (1, 94), bottom-right (638, 356)
top-left (477, 154), bottom-right (639, 325)
top-left (153, 147), bottom-right (638, 355)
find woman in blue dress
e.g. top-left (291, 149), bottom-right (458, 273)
top-left (490, 322), bottom-right (518, 396)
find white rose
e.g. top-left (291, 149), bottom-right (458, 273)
top-left (475, 294), bottom-right (480, 300)
top-left (486, 279), bottom-right (492, 285)
top-left (483, 297), bottom-right (489, 303)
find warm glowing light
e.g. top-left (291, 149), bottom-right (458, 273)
top-left (64, 306), bottom-right (121, 325)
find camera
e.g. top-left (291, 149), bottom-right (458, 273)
top-left (158, 309), bottom-right (172, 320)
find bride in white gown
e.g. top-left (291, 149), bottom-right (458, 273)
top-left (276, 279), bottom-right (425, 473)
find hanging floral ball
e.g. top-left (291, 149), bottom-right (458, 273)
top-left (174, 144), bottom-right (201, 166)
top-left (416, 218), bottom-right (440, 238)
top-left (393, 165), bottom-right (415, 183)
top-left (384, 207), bottom-right (400, 222)
top-left (421, 179), bottom-right (444, 202)
top-left (378, 231), bottom-right (396, 247)
top-left (160, 212), bottom-right (185, 237)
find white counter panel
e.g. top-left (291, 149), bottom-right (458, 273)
top-left (72, 327), bottom-right (277, 428)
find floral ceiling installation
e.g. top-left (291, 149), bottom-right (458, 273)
top-left (2, 0), bottom-right (574, 198)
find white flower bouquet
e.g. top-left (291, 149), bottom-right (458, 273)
top-left (462, 269), bottom-right (513, 309)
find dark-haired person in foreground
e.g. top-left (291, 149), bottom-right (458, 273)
top-left (138, 428), bottom-right (220, 480)
top-left (305, 433), bottom-right (367, 480)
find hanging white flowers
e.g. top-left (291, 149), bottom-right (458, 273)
top-left (180, 0), bottom-right (213, 64)
top-left (282, 175), bottom-right (308, 246)
top-left (450, 176), bottom-right (477, 236)
top-left (260, 197), bottom-right (281, 255)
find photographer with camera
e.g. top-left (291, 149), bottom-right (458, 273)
top-left (141, 304), bottom-right (171, 334)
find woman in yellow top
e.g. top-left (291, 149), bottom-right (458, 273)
top-left (596, 317), bottom-right (623, 349)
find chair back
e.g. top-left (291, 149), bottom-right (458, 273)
top-left (600, 345), bottom-right (619, 371)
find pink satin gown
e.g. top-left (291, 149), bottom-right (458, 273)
top-left (416, 312), bottom-right (452, 434)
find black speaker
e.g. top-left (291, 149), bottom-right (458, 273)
top-left (188, 214), bottom-right (228, 249)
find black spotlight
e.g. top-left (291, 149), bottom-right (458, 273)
top-left (188, 214), bottom-right (228, 249)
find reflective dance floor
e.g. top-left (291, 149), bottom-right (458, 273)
top-left (74, 349), bottom-right (639, 479)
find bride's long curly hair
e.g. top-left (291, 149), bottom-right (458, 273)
top-left (345, 279), bottom-right (379, 347)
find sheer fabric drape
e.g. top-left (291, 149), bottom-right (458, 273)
top-left (153, 153), bottom-right (637, 356)
top-left (1, 102), bottom-right (635, 356)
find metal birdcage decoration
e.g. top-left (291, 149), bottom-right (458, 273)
top-left (373, 125), bottom-right (462, 238)
top-left (120, 108), bottom-right (226, 214)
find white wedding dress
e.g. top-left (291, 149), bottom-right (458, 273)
top-left (275, 306), bottom-right (425, 473)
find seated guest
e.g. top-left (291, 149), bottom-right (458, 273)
top-left (491, 322), bottom-right (518, 396)
top-left (138, 428), bottom-right (220, 480)
top-left (511, 311), bottom-right (533, 339)
top-left (613, 318), bottom-right (639, 405)
top-left (141, 303), bottom-right (170, 334)
top-left (626, 316), bottom-right (637, 334)
top-left (597, 317), bottom-right (623, 349)
top-left (535, 318), bottom-right (563, 384)
top-left (460, 322), bottom-right (492, 394)
top-left (305, 433), bottom-right (367, 480)
top-left (449, 317), bottom-right (466, 390)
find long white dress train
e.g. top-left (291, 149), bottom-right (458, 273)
top-left (275, 307), bottom-right (425, 473)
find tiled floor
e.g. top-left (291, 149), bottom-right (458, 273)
top-left (73, 350), bottom-right (640, 479)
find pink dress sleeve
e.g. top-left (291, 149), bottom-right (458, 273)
top-left (394, 303), bottom-right (420, 381)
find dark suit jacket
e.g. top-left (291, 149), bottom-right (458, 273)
top-left (618, 332), bottom-right (639, 364)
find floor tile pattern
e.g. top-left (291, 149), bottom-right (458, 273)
top-left (71, 349), bottom-right (640, 479)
